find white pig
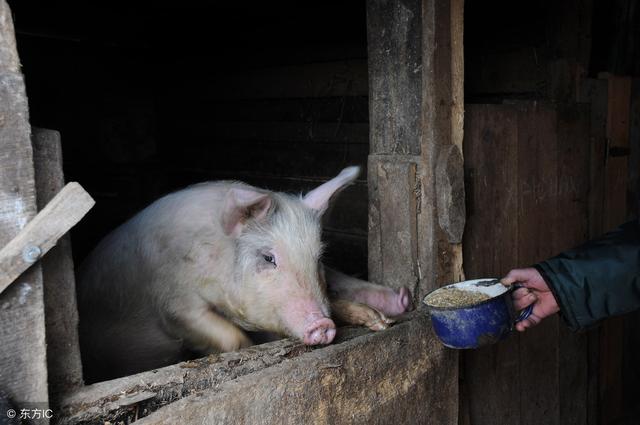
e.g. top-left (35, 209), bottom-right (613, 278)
top-left (77, 166), bottom-right (411, 382)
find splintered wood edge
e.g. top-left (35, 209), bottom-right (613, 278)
top-left (0, 182), bottom-right (95, 293)
top-left (56, 314), bottom-right (425, 424)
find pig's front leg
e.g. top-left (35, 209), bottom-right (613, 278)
top-left (330, 299), bottom-right (394, 331)
top-left (166, 304), bottom-right (252, 354)
top-left (324, 266), bottom-right (413, 317)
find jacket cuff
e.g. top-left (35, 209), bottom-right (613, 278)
top-left (533, 262), bottom-right (581, 331)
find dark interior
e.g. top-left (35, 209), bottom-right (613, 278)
top-left (9, 1), bottom-right (370, 275)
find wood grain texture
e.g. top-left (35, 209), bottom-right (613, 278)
top-left (368, 156), bottom-right (420, 294)
top-left (515, 103), bottom-right (560, 425)
top-left (32, 128), bottom-right (85, 401)
top-left (577, 79), bottom-right (608, 424)
top-left (0, 0), bottom-right (48, 412)
top-left (135, 313), bottom-right (456, 425)
top-left (462, 102), bottom-right (593, 425)
top-left (462, 105), bottom-right (520, 425)
top-left (57, 313), bottom-right (455, 424)
top-left (555, 104), bottom-right (590, 425)
top-left (599, 74), bottom-right (632, 425)
top-left (0, 0), bottom-right (19, 73)
top-left (0, 182), bottom-right (94, 294)
top-left (366, 0), bottom-right (423, 155)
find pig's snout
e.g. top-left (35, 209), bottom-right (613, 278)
top-left (303, 317), bottom-right (336, 345)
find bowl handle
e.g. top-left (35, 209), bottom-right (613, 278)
top-left (513, 283), bottom-right (534, 323)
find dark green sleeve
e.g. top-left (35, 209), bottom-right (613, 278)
top-left (534, 220), bottom-right (640, 332)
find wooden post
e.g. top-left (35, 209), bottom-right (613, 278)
top-left (0, 0), bottom-right (49, 416)
top-left (367, 0), bottom-right (465, 300)
top-left (33, 129), bottom-right (85, 402)
top-left (367, 0), bottom-right (463, 423)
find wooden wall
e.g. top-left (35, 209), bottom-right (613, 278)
top-left (463, 1), bottom-right (639, 423)
top-left (462, 102), bottom-right (593, 425)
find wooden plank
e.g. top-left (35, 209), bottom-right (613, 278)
top-left (555, 104), bottom-right (590, 425)
top-left (599, 74), bottom-right (632, 425)
top-left (461, 104), bottom-right (520, 425)
top-left (631, 79), bottom-right (640, 215)
top-left (624, 79), bottom-right (640, 422)
top-left (132, 312), bottom-right (456, 425)
top-left (366, 0), bottom-right (423, 155)
top-left (32, 128), bottom-right (85, 400)
top-left (577, 78), bottom-right (608, 425)
top-left (58, 335), bottom-right (338, 424)
top-left (368, 156), bottom-right (420, 294)
top-left (0, 0), bottom-right (48, 414)
top-left (0, 183), bottom-right (95, 294)
top-left (577, 78), bottom-right (608, 239)
top-left (516, 103), bottom-right (560, 425)
top-left (58, 313), bottom-right (455, 425)
top-left (417, 0), bottom-right (465, 295)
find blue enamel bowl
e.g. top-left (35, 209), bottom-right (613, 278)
top-left (423, 278), bottom-right (533, 349)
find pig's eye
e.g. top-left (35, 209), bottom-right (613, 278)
top-left (262, 254), bottom-right (276, 266)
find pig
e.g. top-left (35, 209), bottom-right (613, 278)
top-left (77, 166), bottom-right (412, 382)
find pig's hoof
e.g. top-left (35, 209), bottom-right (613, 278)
top-left (366, 309), bottom-right (394, 331)
top-left (303, 318), bottom-right (336, 345)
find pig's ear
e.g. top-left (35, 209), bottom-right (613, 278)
top-left (222, 188), bottom-right (272, 236)
top-left (303, 166), bottom-right (360, 214)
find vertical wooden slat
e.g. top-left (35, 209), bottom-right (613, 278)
top-left (515, 103), bottom-right (560, 425)
top-left (462, 104), bottom-right (520, 425)
top-left (463, 102), bottom-right (593, 425)
top-left (577, 77), bottom-right (608, 425)
top-left (0, 0), bottom-right (49, 415)
top-left (32, 128), bottom-right (85, 402)
top-left (599, 74), bottom-right (632, 425)
top-left (366, 0), bottom-right (423, 156)
top-left (368, 157), bottom-right (420, 293)
top-left (367, 2), bottom-right (463, 424)
top-left (622, 78), bottom-right (640, 423)
top-left (556, 104), bottom-right (590, 425)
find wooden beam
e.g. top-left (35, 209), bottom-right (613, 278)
top-left (0, 182), bottom-right (94, 295)
top-left (32, 128), bottom-right (86, 401)
top-left (367, 0), bottom-right (465, 299)
top-left (366, 3), bottom-right (463, 422)
top-left (0, 0), bottom-right (48, 415)
top-left (57, 313), bottom-right (455, 424)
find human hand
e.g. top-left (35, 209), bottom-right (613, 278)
top-left (500, 267), bottom-right (560, 332)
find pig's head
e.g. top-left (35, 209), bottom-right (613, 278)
top-left (219, 166), bottom-right (360, 346)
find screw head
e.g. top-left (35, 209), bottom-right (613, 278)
top-left (22, 245), bottom-right (42, 263)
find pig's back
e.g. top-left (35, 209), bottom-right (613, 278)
top-left (77, 182), bottom-right (237, 380)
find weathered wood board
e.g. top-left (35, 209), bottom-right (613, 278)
top-left (138, 312), bottom-right (455, 425)
top-left (598, 75), bottom-right (632, 425)
top-left (460, 105), bottom-right (520, 425)
top-left (462, 102), bottom-right (592, 425)
top-left (32, 128), bottom-right (85, 401)
top-left (0, 0), bottom-right (49, 415)
top-left (367, 0), bottom-right (465, 303)
top-left (57, 312), bottom-right (455, 425)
